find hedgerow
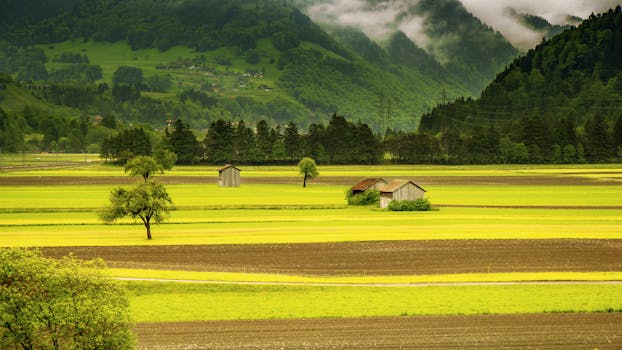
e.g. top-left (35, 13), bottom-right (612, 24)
top-left (388, 198), bottom-right (432, 211)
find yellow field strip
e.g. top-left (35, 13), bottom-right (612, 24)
top-left (107, 268), bottom-right (622, 285)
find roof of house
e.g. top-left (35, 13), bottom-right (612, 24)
top-left (379, 180), bottom-right (426, 193)
top-left (351, 178), bottom-right (387, 192)
top-left (218, 164), bottom-right (241, 173)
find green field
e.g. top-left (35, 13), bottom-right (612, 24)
top-left (1, 164), bottom-right (621, 322)
top-left (125, 281), bottom-right (622, 322)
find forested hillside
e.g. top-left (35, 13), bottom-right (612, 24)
top-left (0, 0), bottom-right (473, 156)
top-left (296, 0), bottom-right (520, 95)
top-left (417, 6), bottom-right (622, 164)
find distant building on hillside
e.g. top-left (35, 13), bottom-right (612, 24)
top-left (350, 178), bottom-right (388, 195)
top-left (218, 164), bottom-right (241, 187)
top-left (378, 180), bottom-right (426, 208)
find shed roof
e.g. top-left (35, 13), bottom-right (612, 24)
top-left (351, 178), bottom-right (386, 192)
top-left (379, 180), bottom-right (426, 193)
top-left (218, 164), bottom-right (241, 173)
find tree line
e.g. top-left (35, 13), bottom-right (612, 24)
top-left (390, 113), bottom-right (622, 164)
top-left (99, 110), bottom-right (622, 166)
top-left (101, 114), bottom-right (383, 165)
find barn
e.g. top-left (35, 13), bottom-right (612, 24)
top-left (350, 178), bottom-right (388, 195)
top-left (218, 164), bottom-right (241, 187)
top-left (378, 180), bottom-right (426, 208)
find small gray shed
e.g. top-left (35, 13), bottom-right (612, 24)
top-left (378, 180), bottom-right (426, 208)
top-left (218, 164), bottom-right (241, 187)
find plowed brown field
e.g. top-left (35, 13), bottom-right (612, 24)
top-left (135, 313), bottom-right (622, 349)
top-left (43, 239), bottom-right (622, 275)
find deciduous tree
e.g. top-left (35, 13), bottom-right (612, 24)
top-left (100, 180), bottom-right (173, 239)
top-left (0, 248), bottom-right (135, 350)
top-left (124, 155), bottom-right (164, 181)
top-left (298, 157), bottom-right (318, 188)
top-left (101, 156), bottom-right (173, 239)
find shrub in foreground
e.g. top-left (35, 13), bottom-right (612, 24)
top-left (0, 248), bottom-right (135, 350)
top-left (388, 198), bottom-right (432, 211)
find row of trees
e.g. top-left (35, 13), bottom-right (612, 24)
top-left (100, 112), bottom-right (622, 166)
top-left (388, 113), bottom-right (622, 164)
top-left (102, 114), bottom-right (383, 165)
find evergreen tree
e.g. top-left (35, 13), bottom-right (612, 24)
top-left (235, 120), bottom-right (255, 163)
top-left (325, 114), bottom-right (352, 164)
top-left (203, 119), bottom-right (235, 164)
top-left (100, 127), bottom-right (151, 164)
top-left (255, 120), bottom-right (273, 161)
top-left (585, 112), bottom-right (613, 162)
top-left (303, 123), bottom-right (327, 163)
top-left (283, 121), bottom-right (300, 160)
top-left (166, 120), bottom-right (201, 164)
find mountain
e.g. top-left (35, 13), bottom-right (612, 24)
top-left (0, 0), bottom-right (471, 139)
top-left (418, 6), bottom-right (622, 163)
top-left (296, 0), bottom-right (520, 94)
top-left (505, 8), bottom-right (574, 41)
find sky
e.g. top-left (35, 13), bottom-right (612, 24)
top-left (307, 0), bottom-right (622, 50)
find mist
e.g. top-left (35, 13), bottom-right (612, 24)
top-left (305, 0), bottom-right (622, 51)
top-left (307, 0), bottom-right (425, 44)
top-left (459, 0), bottom-right (622, 49)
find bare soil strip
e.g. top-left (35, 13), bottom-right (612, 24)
top-left (135, 313), bottom-right (622, 350)
top-left (42, 239), bottom-right (622, 275)
top-left (2, 175), bottom-right (620, 186)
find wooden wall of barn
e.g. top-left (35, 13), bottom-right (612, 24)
top-left (218, 168), bottom-right (240, 187)
top-left (380, 183), bottom-right (425, 208)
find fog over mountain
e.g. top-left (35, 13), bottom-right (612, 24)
top-left (460, 0), bottom-right (621, 49)
top-left (303, 0), bottom-right (520, 93)
top-left (302, 0), bottom-right (621, 51)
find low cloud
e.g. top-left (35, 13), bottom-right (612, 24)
top-left (306, 0), bottom-right (621, 53)
top-left (459, 0), bottom-right (622, 49)
top-left (306, 0), bottom-right (622, 51)
top-left (307, 0), bottom-right (425, 42)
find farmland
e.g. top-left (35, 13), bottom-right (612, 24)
top-left (1, 162), bottom-right (621, 348)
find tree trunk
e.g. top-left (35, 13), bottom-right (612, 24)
top-left (145, 221), bottom-right (152, 240)
top-left (303, 173), bottom-right (307, 187)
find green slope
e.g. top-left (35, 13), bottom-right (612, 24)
top-left (0, 0), bottom-right (472, 132)
top-left (416, 6), bottom-right (622, 164)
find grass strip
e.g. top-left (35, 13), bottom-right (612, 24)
top-left (123, 281), bottom-right (622, 322)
